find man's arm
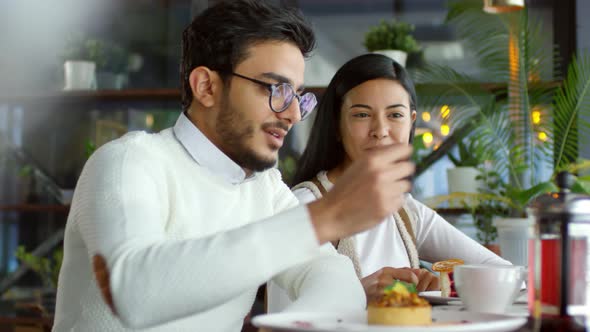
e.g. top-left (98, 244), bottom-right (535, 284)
top-left (79, 141), bottom-right (412, 328)
top-left (77, 142), bottom-right (324, 329)
top-left (273, 247), bottom-right (366, 313)
top-left (269, 184), bottom-right (365, 313)
top-left (266, 144), bottom-right (416, 313)
top-left (307, 144), bottom-right (414, 244)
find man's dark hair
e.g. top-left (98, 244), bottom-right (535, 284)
top-left (180, 0), bottom-right (315, 111)
top-left (291, 53), bottom-right (418, 186)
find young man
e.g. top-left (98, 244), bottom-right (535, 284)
top-left (52, 1), bottom-right (414, 331)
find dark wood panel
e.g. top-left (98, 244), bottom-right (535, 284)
top-left (0, 89), bottom-right (181, 104)
top-left (0, 205), bottom-right (69, 214)
top-left (0, 82), bottom-right (560, 104)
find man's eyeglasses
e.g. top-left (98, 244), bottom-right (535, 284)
top-left (231, 72), bottom-right (317, 120)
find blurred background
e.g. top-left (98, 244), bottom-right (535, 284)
top-left (0, 0), bottom-right (588, 328)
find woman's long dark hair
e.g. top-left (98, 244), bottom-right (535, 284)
top-left (291, 53), bottom-right (418, 186)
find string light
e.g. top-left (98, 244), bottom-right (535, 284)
top-left (440, 105), bottom-right (451, 119)
top-left (440, 124), bottom-right (450, 136)
top-left (423, 132), bottom-right (434, 145)
top-left (422, 112), bottom-right (431, 122)
top-left (145, 114), bottom-right (154, 128)
top-left (532, 110), bottom-right (541, 124)
top-left (538, 132), bottom-right (548, 142)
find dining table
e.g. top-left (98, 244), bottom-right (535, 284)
top-left (247, 302), bottom-right (588, 332)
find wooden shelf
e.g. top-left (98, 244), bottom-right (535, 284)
top-left (0, 204), bottom-right (70, 213)
top-left (0, 314), bottom-right (53, 331)
top-left (0, 88), bottom-right (329, 103)
top-left (0, 81), bottom-right (559, 104)
top-left (0, 89), bottom-right (181, 103)
top-left (434, 208), bottom-right (470, 215)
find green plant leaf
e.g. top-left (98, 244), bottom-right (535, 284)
top-left (418, 1), bottom-right (589, 217)
top-left (85, 140), bottom-right (97, 159)
top-left (552, 55), bottom-right (590, 170)
top-left (364, 20), bottom-right (420, 53)
top-left (511, 181), bottom-right (558, 208)
top-left (14, 246), bottom-right (62, 289)
top-left (572, 178), bottom-right (590, 194)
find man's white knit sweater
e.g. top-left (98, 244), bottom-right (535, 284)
top-left (52, 113), bottom-right (364, 332)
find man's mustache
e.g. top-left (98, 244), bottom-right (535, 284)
top-left (262, 121), bottom-right (289, 133)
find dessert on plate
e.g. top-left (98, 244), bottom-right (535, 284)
top-left (432, 258), bottom-right (464, 297)
top-left (367, 280), bottom-right (432, 326)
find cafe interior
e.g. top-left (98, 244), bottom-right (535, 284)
top-left (0, 0), bottom-right (589, 331)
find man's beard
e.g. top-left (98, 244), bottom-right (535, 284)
top-left (216, 96), bottom-right (279, 172)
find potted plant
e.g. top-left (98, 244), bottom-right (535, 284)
top-left (364, 20), bottom-right (420, 67)
top-left (446, 136), bottom-right (487, 194)
top-left (278, 154), bottom-right (297, 186)
top-left (93, 40), bottom-right (132, 90)
top-left (470, 203), bottom-right (503, 254)
top-left (425, 167), bottom-right (509, 251)
top-left (62, 35), bottom-right (102, 90)
top-left (419, 0), bottom-right (590, 265)
top-left (62, 36), bottom-right (133, 90)
top-left (14, 246), bottom-right (63, 314)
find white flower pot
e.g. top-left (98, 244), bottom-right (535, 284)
top-left (494, 217), bottom-right (534, 267)
top-left (372, 50), bottom-right (408, 67)
top-left (64, 60), bottom-right (96, 90)
top-left (447, 166), bottom-right (482, 193)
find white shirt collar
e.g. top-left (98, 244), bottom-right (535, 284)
top-left (173, 112), bottom-right (249, 185)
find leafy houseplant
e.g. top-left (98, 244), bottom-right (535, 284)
top-left (14, 246), bottom-right (63, 290)
top-left (63, 36), bottom-right (130, 72)
top-left (470, 167), bottom-right (510, 246)
top-left (420, 0), bottom-right (590, 219)
top-left (417, 0), bottom-right (590, 265)
top-left (62, 35), bottom-right (103, 90)
top-left (278, 154), bottom-right (297, 185)
top-left (471, 204), bottom-right (501, 245)
top-left (91, 40), bottom-right (130, 74)
top-left (14, 246), bottom-right (63, 314)
top-left (62, 35), bottom-right (131, 90)
top-left (364, 20), bottom-right (420, 53)
top-left (446, 137), bottom-right (487, 194)
top-left (89, 40), bottom-right (131, 89)
top-left (447, 138), bottom-right (486, 168)
top-left (62, 37), bottom-right (102, 63)
top-left (364, 20), bottom-right (420, 67)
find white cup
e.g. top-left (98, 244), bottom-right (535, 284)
top-left (454, 264), bottom-right (523, 314)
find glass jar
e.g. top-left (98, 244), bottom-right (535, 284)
top-left (527, 172), bottom-right (590, 318)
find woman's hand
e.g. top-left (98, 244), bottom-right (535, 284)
top-left (410, 268), bottom-right (440, 292)
top-left (361, 267), bottom-right (439, 302)
top-left (361, 267), bottom-right (419, 302)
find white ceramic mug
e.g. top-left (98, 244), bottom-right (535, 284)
top-left (454, 264), bottom-right (524, 314)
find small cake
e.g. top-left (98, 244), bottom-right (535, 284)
top-left (432, 258), bottom-right (464, 297)
top-left (367, 280), bottom-right (432, 326)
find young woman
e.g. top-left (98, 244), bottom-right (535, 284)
top-left (267, 53), bottom-right (509, 312)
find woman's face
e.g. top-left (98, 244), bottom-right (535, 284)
top-left (339, 79), bottom-right (416, 164)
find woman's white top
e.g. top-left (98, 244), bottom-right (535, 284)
top-left (267, 170), bottom-right (510, 312)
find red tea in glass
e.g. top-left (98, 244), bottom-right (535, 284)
top-left (528, 237), bottom-right (588, 317)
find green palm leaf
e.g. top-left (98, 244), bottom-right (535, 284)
top-left (419, 1), bottom-right (589, 216)
top-left (552, 55), bottom-right (590, 170)
top-left (447, 0), bottom-right (511, 81)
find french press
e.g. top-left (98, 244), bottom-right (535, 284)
top-left (527, 171), bottom-right (590, 318)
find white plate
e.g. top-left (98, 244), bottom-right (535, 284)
top-left (252, 308), bottom-right (527, 332)
top-left (419, 291), bottom-right (462, 305)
